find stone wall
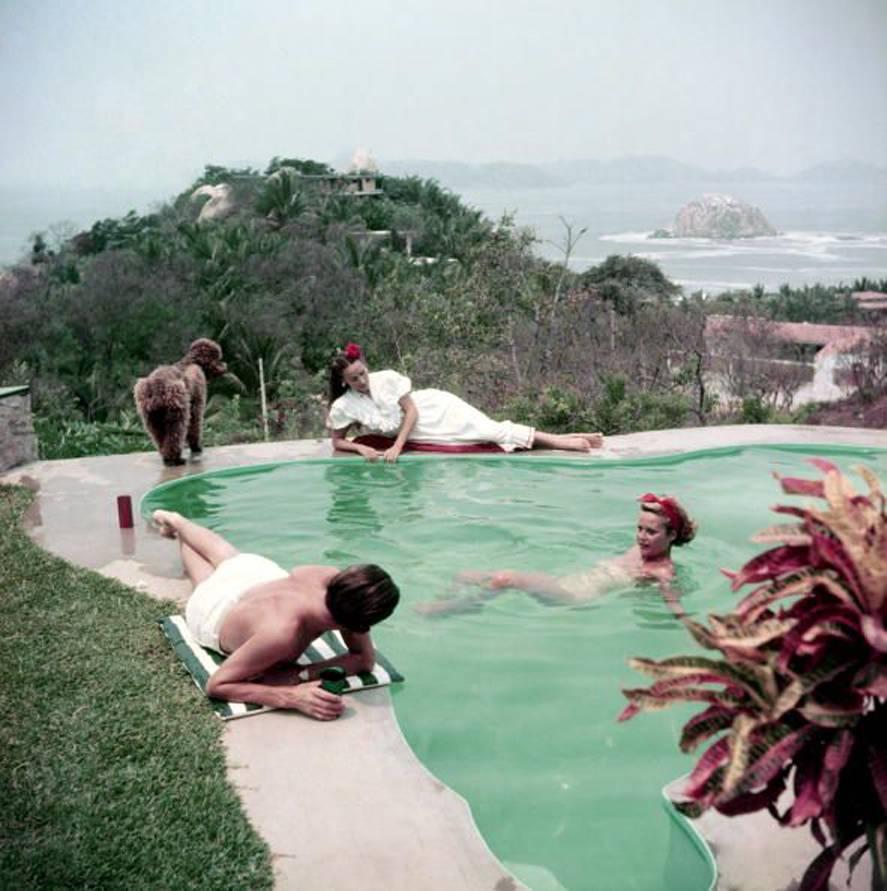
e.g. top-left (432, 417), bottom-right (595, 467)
top-left (0, 388), bottom-right (38, 471)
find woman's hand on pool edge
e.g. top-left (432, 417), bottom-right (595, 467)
top-left (356, 444), bottom-right (381, 462)
top-left (383, 444), bottom-right (402, 463)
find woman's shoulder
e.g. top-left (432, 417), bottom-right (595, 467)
top-left (370, 368), bottom-right (412, 399)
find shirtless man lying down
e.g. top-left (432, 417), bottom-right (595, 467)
top-left (153, 510), bottom-right (400, 720)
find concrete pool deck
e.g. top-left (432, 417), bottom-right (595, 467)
top-left (2, 424), bottom-right (884, 890)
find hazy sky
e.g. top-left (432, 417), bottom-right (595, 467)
top-left (2, 0), bottom-right (886, 191)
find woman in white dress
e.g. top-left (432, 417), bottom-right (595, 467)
top-left (327, 342), bottom-right (604, 463)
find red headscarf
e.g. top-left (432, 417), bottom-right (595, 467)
top-left (638, 493), bottom-right (686, 539)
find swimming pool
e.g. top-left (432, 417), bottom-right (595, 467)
top-left (142, 444), bottom-right (887, 891)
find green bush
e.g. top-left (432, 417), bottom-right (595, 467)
top-left (35, 415), bottom-right (147, 460)
top-left (503, 385), bottom-right (597, 433)
top-left (203, 394), bottom-right (264, 446)
top-left (740, 395), bottom-right (773, 424)
top-left (591, 376), bottom-right (689, 434)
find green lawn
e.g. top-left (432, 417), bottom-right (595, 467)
top-left (0, 485), bottom-right (272, 890)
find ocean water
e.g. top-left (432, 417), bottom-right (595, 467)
top-left (2, 179), bottom-right (885, 294)
top-left (460, 180), bottom-right (887, 294)
top-left (0, 186), bottom-right (169, 266)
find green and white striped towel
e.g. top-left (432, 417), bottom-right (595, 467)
top-left (158, 615), bottom-right (404, 721)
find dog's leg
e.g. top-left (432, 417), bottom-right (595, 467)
top-left (186, 377), bottom-right (206, 458)
top-left (158, 406), bottom-right (187, 466)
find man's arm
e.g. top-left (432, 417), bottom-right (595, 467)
top-left (298, 630), bottom-right (376, 680)
top-left (206, 626), bottom-right (344, 720)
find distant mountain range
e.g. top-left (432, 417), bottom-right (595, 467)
top-left (379, 156), bottom-right (887, 190)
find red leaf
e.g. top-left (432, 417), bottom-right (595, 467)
top-left (862, 615), bottom-right (887, 653)
top-left (778, 476), bottom-right (825, 497)
top-left (807, 457), bottom-right (839, 475)
top-left (868, 741), bottom-right (887, 813)
top-left (685, 736), bottom-right (731, 798)
top-left (715, 771), bottom-right (787, 817)
top-left (730, 545), bottom-right (813, 591)
top-left (806, 532), bottom-right (864, 604)
top-left (816, 730), bottom-right (854, 810)
top-left (617, 703), bottom-right (641, 722)
top-left (790, 754), bottom-right (823, 826)
top-left (731, 726), bottom-right (817, 796)
top-left (777, 605), bottom-right (860, 673)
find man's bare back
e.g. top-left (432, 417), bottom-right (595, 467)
top-left (219, 566), bottom-right (337, 654)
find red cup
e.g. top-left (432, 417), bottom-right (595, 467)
top-left (117, 495), bottom-right (134, 529)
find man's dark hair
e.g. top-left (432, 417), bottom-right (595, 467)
top-left (325, 564), bottom-right (400, 633)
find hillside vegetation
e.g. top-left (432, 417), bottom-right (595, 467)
top-left (1, 157), bottom-right (884, 458)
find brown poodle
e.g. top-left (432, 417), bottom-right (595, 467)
top-left (134, 338), bottom-right (227, 465)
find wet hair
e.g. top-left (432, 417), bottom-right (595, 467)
top-left (639, 499), bottom-right (698, 547)
top-left (329, 348), bottom-right (364, 403)
top-left (325, 564), bottom-right (400, 633)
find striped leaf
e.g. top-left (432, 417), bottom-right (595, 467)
top-left (729, 544), bottom-right (813, 591)
top-left (685, 742), bottom-right (730, 799)
top-left (628, 656), bottom-right (772, 707)
top-left (722, 713), bottom-right (757, 796)
top-left (750, 523), bottom-right (811, 546)
top-left (679, 706), bottom-right (735, 753)
top-left (725, 725), bottom-right (816, 801)
top-left (708, 616), bottom-right (796, 649)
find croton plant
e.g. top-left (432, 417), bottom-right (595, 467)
top-left (619, 459), bottom-right (886, 891)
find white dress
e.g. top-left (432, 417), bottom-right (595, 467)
top-left (327, 370), bottom-right (535, 452)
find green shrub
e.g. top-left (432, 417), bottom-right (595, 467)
top-left (503, 385), bottom-right (597, 433)
top-left (203, 394), bottom-right (264, 446)
top-left (34, 415), bottom-right (147, 459)
top-left (740, 395), bottom-right (773, 424)
top-left (591, 376), bottom-right (689, 434)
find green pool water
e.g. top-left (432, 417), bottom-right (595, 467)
top-left (142, 444), bottom-right (887, 891)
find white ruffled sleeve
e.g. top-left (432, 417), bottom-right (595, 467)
top-left (327, 395), bottom-right (356, 431)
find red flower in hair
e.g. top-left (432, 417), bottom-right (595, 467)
top-left (344, 342), bottom-right (362, 361)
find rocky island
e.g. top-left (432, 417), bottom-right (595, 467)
top-left (651, 193), bottom-right (777, 239)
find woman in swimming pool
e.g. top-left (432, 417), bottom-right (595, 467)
top-left (416, 494), bottom-right (697, 615)
top-left (327, 342), bottom-right (603, 462)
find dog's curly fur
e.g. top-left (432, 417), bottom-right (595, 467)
top-left (134, 339), bottom-right (227, 465)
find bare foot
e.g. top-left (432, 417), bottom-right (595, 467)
top-left (151, 509), bottom-right (181, 538)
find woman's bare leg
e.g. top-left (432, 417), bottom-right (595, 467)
top-left (152, 509), bottom-right (239, 583)
top-left (531, 431), bottom-right (592, 452)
